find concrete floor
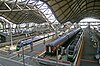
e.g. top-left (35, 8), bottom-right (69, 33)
top-left (80, 28), bottom-right (100, 66)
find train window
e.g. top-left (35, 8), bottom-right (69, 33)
top-left (69, 45), bottom-right (74, 51)
top-left (16, 46), bottom-right (20, 51)
top-left (23, 42), bottom-right (26, 46)
top-left (49, 46), bottom-right (51, 52)
top-left (17, 45), bottom-right (20, 47)
top-left (68, 51), bottom-right (73, 55)
top-left (18, 41), bottom-right (21, 44)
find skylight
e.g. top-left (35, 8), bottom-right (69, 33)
top-left (80, 18), bottom-right (100, 22)
top-left (27, 0), bottom-right (59, 24)
top-left (79, 18), bottom-right (100, 28)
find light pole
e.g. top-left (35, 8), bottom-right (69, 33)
top-left (9, 23), bottom-right (13, 53)
top-left (10, 24), bottom-right (13, 47)
top-left (22, 43), bottom-right (25, 66)
top-left (44, 34), bottom-right (45, 45)
top-left (56, 47), bottom-right (58, 66)
top-left (30, 41), bottom-right (33, 52)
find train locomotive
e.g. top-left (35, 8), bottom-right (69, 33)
top-left (16, 39), bottom-right (32, 51)
top-left (66, 30), bottom-right (83, 62)
top-left (16, 33), bottom-right (55, 51)
top-left (45, 28), bottom-right (81, 55)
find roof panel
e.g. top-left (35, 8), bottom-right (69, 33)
top-left (55, 10), bottom-right (62, 17)
top-left (95, 2), bottom-right (100, 6)
top-left (59, 1), bottom-right (67, 6)
top-left (87, 0), bottom-right (94, 3)
top-left (0, 2), bottom-right (9, 10)
top-left (87, 2), bottom-right (94, 7)
top-left (94, 7), bottom-right (100, 9)
top-left (58, 14), bottom-right (65, 21)
top-left (48, 0), bottom-right (57, 6)
top-left (0, 0), bottom-right (100, 24)
top-left (80, 1), bottom-right (86, 8)
top-left (41, 0), bottom-right (100, 23)
top-left (52, 4), bottom-right (59, 11)
top-left (0, 1), bottom-right (47, 24)
top-left (63, 8), bottom-right (70, 16)
top-left (7, 3), bottom-right (20, 9)
top-left (61, 4), bottom-right (68, 12)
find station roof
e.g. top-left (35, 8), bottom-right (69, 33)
top-left (0, 1), bottom-right (46, 24)
top-left (41, 0), bottom-right (100, 23)
top-left (0, 0), bottom-right (100, 24)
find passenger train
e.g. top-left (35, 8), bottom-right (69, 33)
top-left (45, 28), bottom-right (81, 55)
top-left (66, 30), bottom-right (83, 62)
top-left (16, 33), bottom-right (55, 51)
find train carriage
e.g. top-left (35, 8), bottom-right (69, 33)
top-left (66, 30), bottom-right (83, 62)
top-left (46, 28), bottom-right (81, 55)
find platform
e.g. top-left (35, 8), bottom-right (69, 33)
top-left (80, 28), bottom-right (100, 66)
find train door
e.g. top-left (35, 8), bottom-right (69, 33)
top-left (46, 45), bottom-right (52, 53)
top-left (48, 46), bottom-right (51, 53)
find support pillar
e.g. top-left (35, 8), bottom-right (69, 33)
top-left (26, 23), bottom-right (29, 32)
top-left (15, 24), bottom-right (17, 34)
top-left (32, 23), bottom-right (35, 32)
top-left (5, 22), bottom-right (7, 32)
top-left (16, 24), bottom-right (20, 33)
top-left (8, 23), bottom-right (13, 50)
top-left (2, 22), bottom-right (5, 32)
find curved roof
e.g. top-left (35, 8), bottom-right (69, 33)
top-left (0, 1), bottom-right (46, 24)
top-left (0, 0), bottom-right (100, 24)
top-left (41, 0), bottom-right (100, 24)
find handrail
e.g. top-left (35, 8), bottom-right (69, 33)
top-left (33, 56), bottom-right (71, 66)
top-left (73, 32), bottom-right (84, 66)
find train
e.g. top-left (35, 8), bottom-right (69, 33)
top-left (45, 28), bottom-right (82, 55)
top-left (16, 32), bottom-right (55, 51)
top-left (66, 30), bottom-right (83, 62)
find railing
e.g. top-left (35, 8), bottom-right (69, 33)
top-left (33, 56), bottom-right (71, 66)
top-left (73, 32), bottom-right (84, 66)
